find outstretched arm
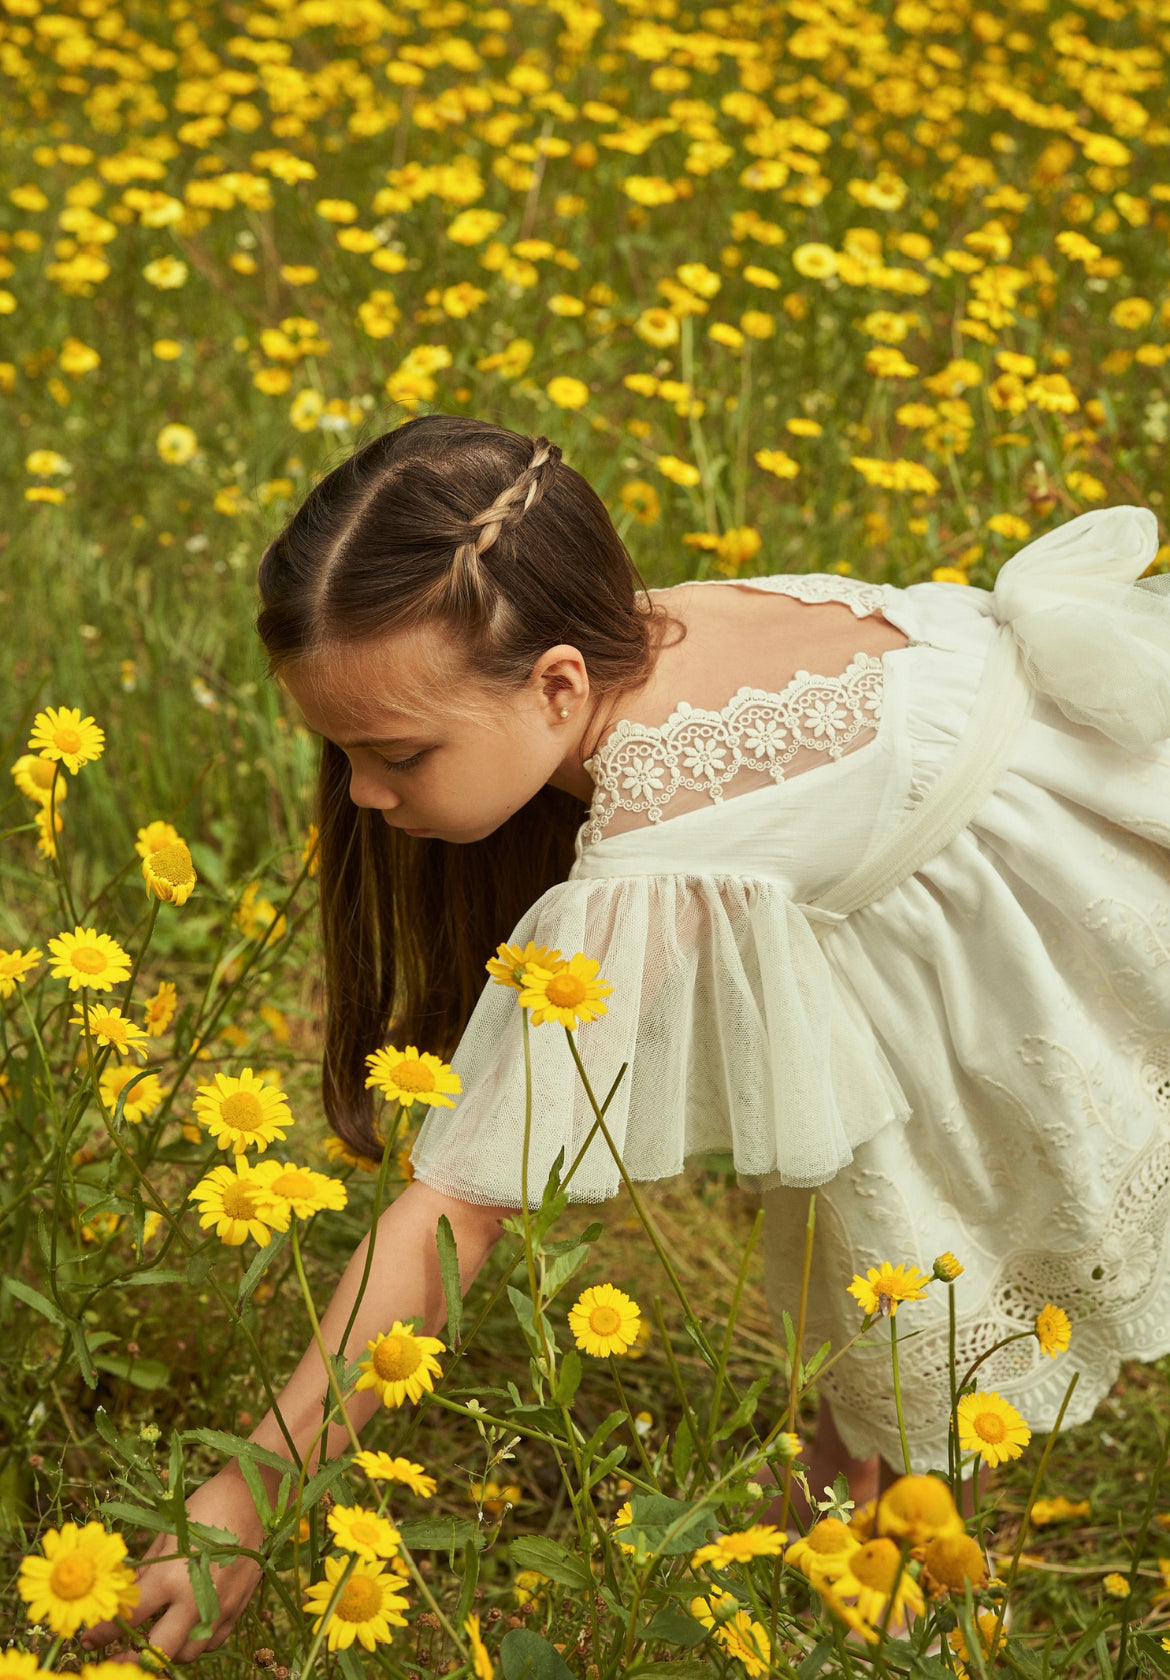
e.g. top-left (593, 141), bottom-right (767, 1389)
top-left (81, 1179), bottom-right (516, 1666)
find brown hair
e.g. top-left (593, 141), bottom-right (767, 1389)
top-left (256, 413), bottom-right (681, 1158)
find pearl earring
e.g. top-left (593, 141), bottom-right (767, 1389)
top-left (558, 706), bottom-right (570, 719)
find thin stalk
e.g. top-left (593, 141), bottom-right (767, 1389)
top-left (336, 1101), bottom-right (402, 1357)
top-left (776, 1194), bottom-right (817, 1538)
top-left (889, 1311), bottom-right (913, 1474)
top-left (702, 1205), bottom-right (764, 1465)
top-left (288, 1217), bottom-right (361, 1457)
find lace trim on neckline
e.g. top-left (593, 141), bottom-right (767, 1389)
top-left (582, 649), bottom-right (886, 844)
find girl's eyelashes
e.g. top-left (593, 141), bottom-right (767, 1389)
top-left (379, 749), bottom-right (428, 773)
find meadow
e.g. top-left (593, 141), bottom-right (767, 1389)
top-left (3, 0), bottom-right (1170, 1672)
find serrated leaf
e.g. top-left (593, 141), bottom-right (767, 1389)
top-left (625, 1494), bottom-right (715, 1557)
top-left (671, 1413), bottom-right (694, 1485)
top-left (397, 1517), bottom-right (478, 1551)
top-left (509, 1535), bottom-right (592, 1590)
top-left (3, 1276), bottom-right (65, 1326)
top-left (435, 1214), bottom-right (463, 1351)
top-left (188, 1550), bottom-right (220, 1640)
top-left (798, 1637), bottom-right (836, 1679)
top-left (93, 1354), bottom-right (171, 1391)
top-left (543, 1243), bottom-right (591, 1300)
top-left (235, 1230), bottom-right (287, 1311)
top-left (639, 1606), bottom-right (708, 1647)
top-left (553, 1348), bottom-right (581, 1407)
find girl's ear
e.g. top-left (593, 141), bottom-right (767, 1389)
top-left (531, 644), bottom-right (590, 706)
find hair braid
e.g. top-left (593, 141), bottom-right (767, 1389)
top-left (446, 436), bottom-right (561, 613)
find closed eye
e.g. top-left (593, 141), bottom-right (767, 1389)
top-left (380, 749), bottom-right (427, 773)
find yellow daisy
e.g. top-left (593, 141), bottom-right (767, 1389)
top-left (143, 980), bottom-right (178, 1036)
top-left (355, 1322), bottom-right (446, 1408)
top-left (0, 946), bottom-right (42, 999)
top-left (193, 1068), bottom-right (293, 1154)
top-left (188, 1160), bottom-right (289, 1247)
top-left (11, 753), bottom-right (66, 805)
top-left (465, 1611), bottom-right (493, 1680)
top-left (250, 1159), bottom-right (348, 1218)
top-left (142, 840), bottom-right (197, 906)
top-left (956, 1391), bottom-right (1031, 1467)
top-left (846, 1261), bottom-right (930, 1317)
top-left (922, 1531), bottom-right (988, 1595)
top-left (352, 1451), bottom-right (437, 1497)
top-left (784, 1518), bottom-right (861, 1589)
top-left (827, 1536), bottom-right (925, 1636)
top-left (17, 1520), bottom-right (138, 1638)
top-left (485, 939), bottom-right (564, 991)
top-left (99, 1066), bottom-right (165, 1123)
top-left (28, 706), bottom-right (105, 774)
top-left (71, 1003), bottom-right (149, 1061)
top-left (692, 1525), bottom-right (785, 1570)
top-left (933, 1251), bottom-right (964, 1281)
top-left (323, 1134), bottom-right (383, 1173)
top-left (36, 805), bottom-right (64, 859)
top-left (135, 820), bottom-right (181, 859)
top-left (0, 1651), bottom-right (43, 1680)
top-left (690, 1589), bottom-right (771, 1677)
top-left (327, 1506), bottom-right (402, 1562)
top-left (1035, 1302), bottom-right (1072, 1358)
top-left (876, 1475), bottom-right (963, 1546)
top-left (516, 952), bottom-right (613, 1029)
top-left (48, 927), bottom-right (132, 993)
top-left (568, 1283), bottom-right (641, 1357)
top-left (302, 1554), bottom-right (410, 1652)
top-left (364, 1045), bottom-right (461, 1109)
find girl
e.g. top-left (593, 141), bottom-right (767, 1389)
top-left (84, 413), bottom-right (1170, 1664)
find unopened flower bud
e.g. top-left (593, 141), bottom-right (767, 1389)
top-left (933, 1251), bottom-right (964, 1282)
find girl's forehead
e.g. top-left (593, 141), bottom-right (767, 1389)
top-left (282, 626), bottom-right (470, 733)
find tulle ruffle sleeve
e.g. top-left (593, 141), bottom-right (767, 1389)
top-left (408, 872), bottom-right (913, 1209)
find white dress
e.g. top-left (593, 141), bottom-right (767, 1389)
top-left (411, 505), bottom-right (1170, 1472)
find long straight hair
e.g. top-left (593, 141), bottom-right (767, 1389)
top-left (256, 413), bottom-right (681, 1158)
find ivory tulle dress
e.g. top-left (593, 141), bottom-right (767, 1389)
top-left (411, 504), bottom-right (1170, 1472)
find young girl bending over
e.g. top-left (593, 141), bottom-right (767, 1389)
top-left (84, 414), bottom-right (1170, 1663)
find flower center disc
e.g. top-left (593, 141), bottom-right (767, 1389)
top-left (390, 1060), bottom-right (435, 1093)
top-left (336, 1575), bottom-right (383, 1621)
top-left (222, 1182), bottom-right (261, 1219)
top-left (808, 1522), bottom-right (855, 1555)
top-left (373, 1335), bottom-right (423, 1381)
top-left (851, 1539), bottom-right (901, 1592)
top-left (589, 1305), bottom-right (622, 1335)
top-left (31, 760), bottom-right (56, 789)
top-left (151, 842), bottom-right (194, 884)
top-left (220, 1092), bottom-right (264, 1131)
top-left (974, 1411), bottom-right (1007, 1443)
top-left (50, 1554), bottom-right (98, 1599)
top-left (546, 973), bottom-right (587, 1007)
top-left (72, 946), bottom-right (108, 975)
top-left (272, 1170), bottom-right (314, 1199)
top-left (350, 1519), bottom-right (383, 1547)
top-left (54, 727), bottom-right (82, 754)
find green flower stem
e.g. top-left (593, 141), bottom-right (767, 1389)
top-left (118, 896), bottom-right (160, 1014)
top-left (650, 1293), bottom-right (706, 1479)
top-left (956, 1326), bottom-right (1036, 1393)
top-left (776, 1193), bottom-right (817, 1540)
top-left (48, 761), bottom-right (78, 929)
top-left (288, 1216), bottom-right (361, 1457)
top-left (297, 1545), bottom-right (358, 1674)
top-left (947, 1280), bottom-right (959, 1495)
top-left (703, 1204), bottom-right (764, 1466)
top-left (336, 1100), bottom-right (402, 1357)
top-left (607, 1354), bottom-right (657, 1484)
top-left (889, 1309), bottom-right (913, 1475)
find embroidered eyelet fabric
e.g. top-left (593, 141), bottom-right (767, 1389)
top-left (411, 507), bottom-right (1170, 1474)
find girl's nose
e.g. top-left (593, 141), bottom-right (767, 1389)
top-left (348, 767), bottom-right (400, 812)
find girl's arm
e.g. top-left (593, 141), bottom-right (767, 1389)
top-left (81, 1179), bottom-right (516, 1666)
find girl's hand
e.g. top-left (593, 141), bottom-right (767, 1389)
top-left (79, 1462), bottom-right (269, 1666)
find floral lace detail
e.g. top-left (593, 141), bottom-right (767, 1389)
top-left (583, 650), bottom-right (885, 844)
top-left (701, 572), bottom-right (890, 618)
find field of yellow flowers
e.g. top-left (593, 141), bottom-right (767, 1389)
top-left (5, 0), bottom-right (1170, 1673)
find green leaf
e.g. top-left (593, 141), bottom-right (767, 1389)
top-left (627, 1664), bottom-right (716, 1679)
top-left (553, 1348), bottom-right (581, 1407)
top-left (3, 1276), bottom-right (65, 1327)
top-left (506, 1284), bottom-right (546, 1352)
top-left (235, 1230), bottom-right (287, 1311)
top-left (93, 1354), bottom-right (172, 1391)
top-left (69, 1320), bottom-right (98, 1389)
top-left (500, 1628), bottom-right (577, 1680)
top-left (454, 1540), bottom-right (480, 1631)
top-left (101, 1500), bottom-right (180, 1535)
top-left (585, 1444), bottom-right (627, 1490)
top-left (188, 1551), bottom-right (220, 1641)
top-left (543, 1243), bottom-right (591, 1300)
top-left (714, 1374), bottom-right (771, 1442)
top-left (435, 1214), bottom-right (463, 1351)
top-left (509, 1535), bottom-right (592, 1590)
top-left (797, 1638), bottom-right (836, 1680)
top-left (185, 1428), bottom-right (303, 1477)
top-left (337, 1646), bottom-right (367, 1680)
top-left (119, 1268), bottom-right (187, 1289)
top-left (639, 1606), bottom-right (709, 1647)
top-left (186, 1248), bottom-right (218, 1286)
top-left (625, 1494), bottom-right (715, 1557)
top-left (397, 1517), bottom-right (478, 1551)
top-left (671, 1414), bottom-right (694, 1485)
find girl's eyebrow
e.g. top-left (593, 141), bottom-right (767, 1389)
top-left (336, 734), bottom-right (429, 751)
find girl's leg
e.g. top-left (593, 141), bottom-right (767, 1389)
top-left (754, 1397), bottom-right (883, 1531)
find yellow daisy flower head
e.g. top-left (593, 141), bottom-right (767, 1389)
top-left (135, 820), bottom-right (182, 859)
top-left (830, 1536), bottom-right (925, 1636)
top-left (785, 1518), bottom-right (861, 1589)
top-left (949, 1607), bottom-right (1004, 1665)
top-left (99, 1065), bottom-right (165, 1124)
top-left (1035, 1302), bottom-right (1071, 1357)
top-left (517, 952), bottom-right (613, 1029)
top-left (71, 1002), bottom-right (149, 1061)
top-left (0, 946), bottom-right (42, 999)
top-left (610, 1501), bottom-right (637, 1556)
top-left (568, 1282), bottom-right (641, 1357)
top-left (932, 1250), bottom-right (964, 1281)
top-left (323, 1133), bottom-right (384, 1173)
top-left (143, 979), bottom-right (178, 1036)
top-left (0, 1651), bottom-right (42, 1680)
top-left (356, 1321), bottom-right (446, 1408)
top-left (1030, 1496), bottom-right (1090, 1525)
top-left (876, 1474), bottom-right (963, 1547)
top-left (17, 1519), bottom-right (138, 1639)
top-left (11, 752), bottom-right (67, 805)
top-left (250, 1158), bottom-right (348, 1219)
top-left (36, 803), bottom-right (64, 860)
top-left (846, 1261), bottom-right (930, 1317)
top-left (485, 940), bottom-right (564, 991)
top-left (692, 1523), bottom-right (785, 1570)
top-left (364, 1045), bottom-right (461, 1109)
top-left (327, 1505), bottom-right (402, 1562)
top-left (193, 1068), bottom-right (293, 1154)
top-left (302, 1554), bottom-right (410, 1652)
top-left (28, 706), bottom-right (105, 774)
top-left (465, 1611), bottom-right (493, 1680)
top-left (1103, 1572), bottom-right (1131, 1598)
top-left (352, 1451), bottom-right (437, 1497)
top-left (956, 1390), bottom-right (1031, 1467)
top-left (48, 927), bottom-right (133, 993)
top-left (922, 1531), bottom-right (988, 1595)
top-left (188, 1159), bottom-right (289, 1247)
top-left (142, 840), bottom-right (197, 906)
